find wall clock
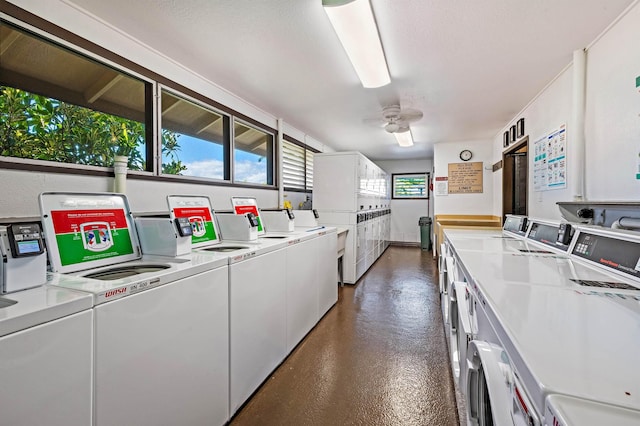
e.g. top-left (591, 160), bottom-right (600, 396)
top-left (459, 149), bottom-right (472, 161)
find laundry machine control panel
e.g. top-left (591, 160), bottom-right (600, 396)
top-left (572, 231), bottom-right (640, 280)
top-left (526, 222), bottom-right (572, 252)
top-left (5, 223), bottom-right (45, 257)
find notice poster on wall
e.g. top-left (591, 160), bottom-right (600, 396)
top-left (50, 209), bottom-right (134, 266)
top-left (448, 162), bottom-right (483, 194)
top-left (533, 124), bottom-right (567, 191)
top-left (434, 176), bottom-right (449, 196)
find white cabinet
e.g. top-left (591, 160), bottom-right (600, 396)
top-left (315, 152), bottom-right (391, 284)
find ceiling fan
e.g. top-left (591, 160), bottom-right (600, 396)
top-left (364, 105), bottom-right (423, 133)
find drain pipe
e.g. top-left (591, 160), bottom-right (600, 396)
top-left (277, 118), bottom-right (284, 208)
top-left (571, 49), bottom-right (587, 201)
top-left (611, 217), bottom-right (640, 230)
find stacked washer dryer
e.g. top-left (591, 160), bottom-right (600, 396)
top-left (40, 192), bottom-right (230, 426)
top-left (0, 221), bottom-right (94, 426)
top-left (444, 219), bottom-right (640, 425)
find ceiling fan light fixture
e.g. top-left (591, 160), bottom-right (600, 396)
top-left (394, 129), bottom-right (414, 147)
top-left (384, 122), bottom-right (399, 133)
top-left (322, 0), bottom-right (391, 88)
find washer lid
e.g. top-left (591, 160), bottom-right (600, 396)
top-left (39, 192), bottom-right (141, 273)
top-left (546, 394), bottom-right (640, 426)
top-left (167, 195), bottom-right (221, 249)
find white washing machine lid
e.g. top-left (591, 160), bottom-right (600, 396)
top-left (444, 228), bottom-right (506, 241)
top-left (230, 196), bottom-right (265, 235)
top-left (50, 253), bottom-right (226, 304)
top-left (40, 192), bottom-right (142, 273)
top-left (447, 237), bottom-right (563, 256)
top-left (0, 273), bottom-right (92, 336)
top-left (456, 250), bottom-right (640, 293)
top-left (545, 394), bottom-right (640, 426)
top-left (167, 195), bottom-right (222, 249)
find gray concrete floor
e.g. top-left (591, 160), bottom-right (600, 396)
top-left (230, 246), bottom-right (459, 426)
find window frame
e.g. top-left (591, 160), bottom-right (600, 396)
top-left (0, 8), bottom-right (281, 190)
top-left (0, 15), bottom-right (157, 175)
top-left (232, 117), bottom-right (276, 187)
top-left (391, 172), bottom-right (430, 200)
top-left (282, 135), bottom-right (318, 193)
top-left (158, 85), bottom-right (231, 182)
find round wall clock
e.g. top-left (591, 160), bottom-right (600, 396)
top-left (459, 149), bottom-right (472, 161)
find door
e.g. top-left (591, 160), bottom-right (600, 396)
top-left (503, 138), bottom-right (528, 220)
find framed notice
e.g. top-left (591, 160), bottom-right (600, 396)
top-left (448, 162), bottom-right (483, 194)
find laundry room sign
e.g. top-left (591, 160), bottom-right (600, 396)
top-left (447, 162), bottom-right (483, 194)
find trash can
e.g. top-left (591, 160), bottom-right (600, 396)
top-left (419, 217), bottom-right (432, 250)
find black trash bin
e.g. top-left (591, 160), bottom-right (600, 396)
top-left (419, 217), bottom-right (432, 250)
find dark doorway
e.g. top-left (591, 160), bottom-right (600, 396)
top-left (502, 137), bottom-right (528, 220)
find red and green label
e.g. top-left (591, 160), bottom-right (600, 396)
top-left (51, 209), bottom-right (134, 266)
top-left (173, 207), bottom-right (218, 244)
top-left (233, 205), bottom-right (263, 232)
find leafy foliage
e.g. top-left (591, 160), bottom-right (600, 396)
top-left (0, 86), bottom-right (185, 173)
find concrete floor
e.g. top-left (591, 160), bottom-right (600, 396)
top-left (230, 246), bottom-right (459, 426)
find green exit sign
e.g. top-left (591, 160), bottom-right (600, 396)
top-left (637, 75), bottom-right (640, 88)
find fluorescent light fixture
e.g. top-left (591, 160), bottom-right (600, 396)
top-left (394, 129), bottom-right (414, 147)
top-left (322, 0), bottom-right (391, 88)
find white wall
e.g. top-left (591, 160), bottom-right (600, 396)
top-left (1, 0), bottom-right (330, 218)
top-left (492, 1), bottom-right (640, 220)
top-left (377, 159), bottom-right (433, 244)
top-left (433, 140), bottom-right (494, 215)
top-left (0, 168), bottom-right (278, 218)
top-left (492, 68), bottom-right (573, 220)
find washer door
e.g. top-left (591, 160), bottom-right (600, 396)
top-left (441, 256), bottom-right (456, 324)
top-left (449, 281), bottom-right (473, 389)
top-left (466, 340), bottom-right (513, 426)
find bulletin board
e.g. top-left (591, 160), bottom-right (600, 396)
top-left (448, 162), bottom-right (483, 194)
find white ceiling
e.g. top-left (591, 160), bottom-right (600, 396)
top-left (66, 0), bottom-right (634, 161)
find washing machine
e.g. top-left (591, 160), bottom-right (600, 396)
top-left (0, 276), bottom-right (93, 426)
top-left (0, 220), bottom-right (94, 426)
top-left (167, 195), bottom-right (292, 415)
top-left (40, 192), bottom-right (230, 426)
top-left (452, 225), bottom-right (640, 425)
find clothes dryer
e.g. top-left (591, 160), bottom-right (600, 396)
top-left (40, 192), bottom-right (230, 426)
top-left (452, 226), bottom-right (640, 425)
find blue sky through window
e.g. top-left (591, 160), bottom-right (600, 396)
top-left (162, 133), bottom-right (267, 183)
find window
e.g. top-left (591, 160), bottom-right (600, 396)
top-left (0, 21), bottom-right (152, 170)
top-left (392, 173), bottom-right (429, 199)
top-left (282, 138), bottom-right (315, 192)
top-left (233, 120), bottom-right (273, 185)
top-left (160, 90), bottom-right (229, 179)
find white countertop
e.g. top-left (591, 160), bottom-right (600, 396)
top-left (0, 274), bottom-right (93, 337)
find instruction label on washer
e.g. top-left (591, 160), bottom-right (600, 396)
top-left (173, 207), bottom-right (218, 244)
top-left (51, 209), bottom-right (134, 266)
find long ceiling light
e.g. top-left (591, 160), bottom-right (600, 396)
top-left (394, 129), bottom-right (414, 147)
top-left (322, 0), bottom-right (391, 88)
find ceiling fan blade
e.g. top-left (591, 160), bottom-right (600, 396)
top-left (398, 108), bottom-right (423, 123)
